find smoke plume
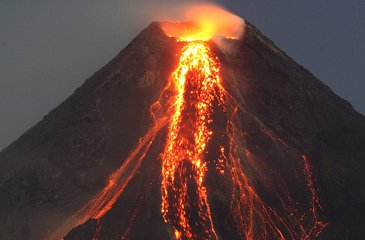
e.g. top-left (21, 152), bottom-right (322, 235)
top-left (139, 1), bottom-right (245, 41)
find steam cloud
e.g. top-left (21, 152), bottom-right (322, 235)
top-left (139, 1), bottom-right (245, 40)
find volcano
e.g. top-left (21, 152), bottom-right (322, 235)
top-left (1, 21), bottom-right (365, 240)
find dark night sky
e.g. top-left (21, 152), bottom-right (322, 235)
top-left (0, 0), bottom-right (364, 150)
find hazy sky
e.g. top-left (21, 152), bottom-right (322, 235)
top-left (0, 0), bottom-right (364, 150)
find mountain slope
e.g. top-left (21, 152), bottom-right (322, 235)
top-left (0, 22), bottom-right (364, 240)
top-left (0, 23), bottom-right (177, 240)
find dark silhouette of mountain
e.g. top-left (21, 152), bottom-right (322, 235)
top-left (0, 22), bottom-right (364, 240)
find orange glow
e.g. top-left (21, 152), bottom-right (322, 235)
top-left (161, 4), bottom-right (244, 41)
top-left (160, 42), bottom-right (221, 239)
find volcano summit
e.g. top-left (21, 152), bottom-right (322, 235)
top-left (0, 20), bottom-right (364, 240)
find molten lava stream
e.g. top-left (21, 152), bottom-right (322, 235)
top-left (160, 40), bottom-right (327, 239)
top-left (160, 41), bottom-right (222, 240)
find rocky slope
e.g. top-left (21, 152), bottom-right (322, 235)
top-left (0, 22), bottom-right (364, 239)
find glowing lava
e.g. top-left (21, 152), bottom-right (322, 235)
top-left (158, 39), bottom-right (327, 239)
top-left (160, 42), bottom-right (222, 239)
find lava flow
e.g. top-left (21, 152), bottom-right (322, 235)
top-left (158, 38), bottom-right (327, 239)
top-left (160, 41), bottom-right (222, 239)
top-left (49, 18), bottom-right (328, 239)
